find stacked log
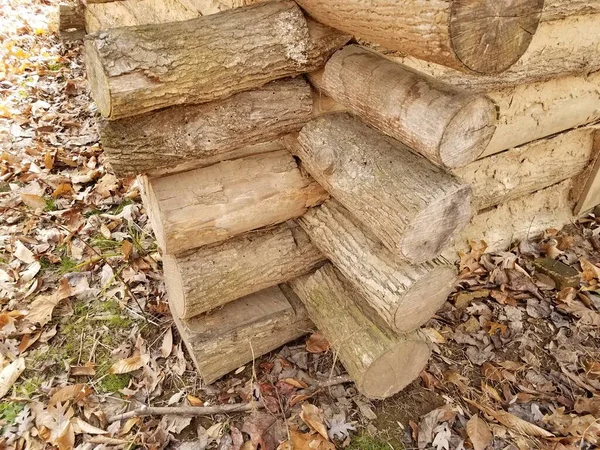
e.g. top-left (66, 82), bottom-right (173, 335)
top-left (79, 0), bottom-right (600, 397)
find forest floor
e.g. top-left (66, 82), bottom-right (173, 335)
top-left (1, 1), bottom-right (599, 449)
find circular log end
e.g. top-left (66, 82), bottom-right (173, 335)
top-left (439, 95), bottom-right (498, 168)
top-left (360, 337), bottom-right (431, 399)
top-left (403, 184), bottom-right (472, 263)
top-left (83, 38), bottom-right (112, 117)
top-left (450, 0), bottom-right (544, 74)
top-left (394, 265), bottom-right (457, 332)
top-left (162, 254), bottom-right (187, 319)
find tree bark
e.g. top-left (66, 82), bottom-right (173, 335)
top-left (164, 222), bottom-right (326, 319)
top-left (314, 45), bottom-right (497, 168)
top-left (573, 130), bottom-right (600, 215)
top-left (85, 0), bottom-right (201, 33)
top-left (542, 0), bottom-right (600, 21)
top-left (453, 128), bottom-right (596, 212)
top-left (59, 2), bottom-right (85, 40)
top-left (289, 264), bottom-right (431, 399)
top-left (297, 200), bottom-right (456, 333)
top-left (140, 149), bottom-right (328, 255)
top-left (389, 15), bottom-right (600, 92)
top-left (443, 181), bottom-right (575, 257)
top-left (101, 78), bottom-right (314, 177)
top-left (173, 286), bottom-right (314, 384)
top-left (285, 114), bottom-right (472, 263)
top-left (295, 0), bottom-right (542, 74)
top-left (84, 0), bottom-right (349, 119)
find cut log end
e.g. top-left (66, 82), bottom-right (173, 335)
top-left (361, 337), bottom-right (430, 398)
top-left (83, 39), bottom-right (111, 118)
top-left (450, 0), bottom-right (543, 74)
top-left (163, 254), bottom-right (186, 318)
top-left (439, 95), bottom-right (497, 167)
top-left (395, 264), bottom-right (456, 332)
top-left (403, 185), bottom-right (472, 262)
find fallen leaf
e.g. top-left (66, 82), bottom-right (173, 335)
top-left (300, 403), bottom-right (329, 440)
top-left (160, 327), bottom-right (173, 358)
top-left (72, 417), bottom-right (106, 435)
top-left (27, 278), bottom-right (74, 326)
top-left (0, 357), bottom-right (25, 398)
top-left (52, 182), bottom-right (73, 198)
top-left (286, 430), bottom-right (335, 450)
top-left (21, 193), bottom-right (47, 209)
top-left (49, 384), bottom-right (92, 406)
top-left (70, 363), bottom-right (96, 376)
top-left (466, 415), bottom-right (492, 450)
top-left (306, 332), bottom-right (329, 354)
top-left (109, 354), bottom-right (150, 374)
top-left (15, 240), bottom-right (35, 264)
top-left (121, 240), bottom-right (133, 259)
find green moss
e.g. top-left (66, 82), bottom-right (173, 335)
top-left (348, 434), bottom-right (401, 450)
top-left (98, 374), bottom-right (131, 393)
top-left (91, 235), bottom-right (122, 253)
top-left (109, 199), bottom-right (133, 215)
top-left (45, 197), bottom-right (57, 211)
top-left (0, 401), bottom-right (25, 425)
top-left (46, 61), bottom-right (62, 71)
top-left (15, 376), bottom-right (44, 398)
top-left (58, 256), bottom-right (77, 274)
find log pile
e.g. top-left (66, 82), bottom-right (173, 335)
top-left (76, 0), bottom-right (600, 397)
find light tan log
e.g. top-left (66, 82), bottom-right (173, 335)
top-left (454, 128), bottom-right (596, 212)
top-left (164, 222), bottom-right (325, 319)
top-left (574, 129), bottom-right (600, 214)
top-left (298, 200), bottom-right (456, 333)
top-left (314, 45), bottom-right (497, 168)
top-left (84, 0), bottom-right (349, 119)
top-left (443, 181), bottom-right (575, 257)
top-left (286, 114), bottom-right (472, 263)
top-left (290, 264), bottom-right (431, 399)
top-left (173, 286), bottom-right (314, 384)
top-left (296, 0), bottom-right (542, 74)
top-left (542, 0), bottom-right (600, 21)
top-left (483, 71), bottom-right (600, 157)
top-left (85, 0), bottom-right (201, 32)
top-left (101, 78), bottom-right (313, 177)
top-left (59, 2), bottom-right (85, 40)
top-left (391, 15), bottom-right (600, 92)
top-left (140, 150), bottom-right (328, 255)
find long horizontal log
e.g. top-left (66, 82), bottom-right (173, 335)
top-left (101, 78), bottom-right (314, 177)
top-left (173, 286), bottom-right (314, 384)
top-left (454, 128), bottom-right (596, 211)
top-left (164, 222), bottom-right (325, 319)
top-left (285, 114), bottom-right (472, 263)
top-left (443, 181), bottom-right (575, 257)
top-left (298, 200), bottom-right (456, 333)
top-left (542, 0), bottom-right (600, 21)
top-left (289, 264), bottom-right (431, 399)
top-left (390, 14), bottom-right (600, 92)
top-left (295, 0), bottom-right (542, 74)
top-left (140, 150), bottom-right (328, 255)
top-left (59, 2), bottom-right (85, 40)
top-left (313, 45), bottom-right (497, 168)
top-left (84, 0), bottom-right (349, 119)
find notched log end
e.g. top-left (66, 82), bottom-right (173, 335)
top-left (450, 0), bottom-right (544, 74)
top-left (439, 94), bottom-right (498, 167)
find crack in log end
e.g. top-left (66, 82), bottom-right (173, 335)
top-left (450, 0), bottom-right (544, 74)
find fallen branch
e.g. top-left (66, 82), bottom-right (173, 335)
top-left (108, 401), bottom-right (263, 423)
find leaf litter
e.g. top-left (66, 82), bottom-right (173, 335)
top-left (2, 1), bottom-right (600, 449)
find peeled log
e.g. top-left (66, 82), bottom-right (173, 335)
top-left (84, 0), bottom-right (349, 119)
top-left (173, 286), bottom-right (314, 384)
top-left (454, 128), bottom-right (596, 211)
top-left (164, 222), bottom-right (325, 319)
top-left (290, 264), bottom-right (431, 399)
top-left (295, 0), bottom-right (542, 74)
top-left (298, 200), bottom-right (456, 333)
top-left (316, 45), bottom-right (497, 168)
top-left (101, 78), bottom-right (313, 177)
top-left (286, 114), bottom-right (472, 263)
top-left (141, 150), bottom-right (328, 255)
top-left (391, 15), bottom-right (600, 92)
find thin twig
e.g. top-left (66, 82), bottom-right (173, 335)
top-left (107, 401), bottom-right (263, 423)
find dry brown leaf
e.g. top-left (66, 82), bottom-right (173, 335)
top-left (466, 415), bottom-right (492, 450)
top-left (49, 384), bottom-right (92, 406)
top-left (306, 332), bottom-right (329, 354)
top-left (187, 394), bottom-right (203, 407)
top-left (15, 240), bottom-right (35, 264)
top-left (160, 327), bottom-right (173, 358)
top-left (27, 278), bottom-right (74, 326)
top-left (52, 182), bottom-right (73, 198)
top-left (300, 403), bottom-right (329, 440)
top-left (282, 378), bottom-right (309, 389)
top-left (21, 193), bottom-right (47, 209)
top-left (109, 354), bottom-right (149, 374)
top-left (44, 151), bottom-right (54, 170)
top-left (72, 417), bottom-right (107, 435)
top-left (0, 357), bottom-right (25, 398)
top-left (70, 363), bottom-right (96, 376)
top-left (286, 430), bottom-right (335, 450)
top-left (121, 240), bottom-right (133, 260)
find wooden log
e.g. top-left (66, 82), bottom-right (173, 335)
top-left (454, 128), bottom-right (596, 211)
top-left (164, 222), bottom-right (326, 319)
top-left (389, 14), bottom-right (600, 92)
top-left (542, 0), bottom-right (600, 21)
top-left (59, 2), bottom-right (85, 40)
top-left (574, 129), bottom-right (600, 214)
top-left (173, 286), bottom-right (314, 384)
top-left (140, 150), bottom-right (328, 255)
top-left (444, 181), bottom-right (575, 256)
top-left (289, 264), bottom-right (431, 399)
top-left (483, 71), bottom-right (600, 157)
top-left (84, 0), bottom-right (349, 119)
top-left (85, 0), bottom-right (201, 33)
top-left (294, 0), bottom-right (543, 74)
top-left (285, 114), bottom-right (472, 263)
top-left (298, 200), bottom-right (456, 333)
top-left (314, 45), bottom-right (497, 168)
top-left (101, 78), bottom-right (314, 177)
